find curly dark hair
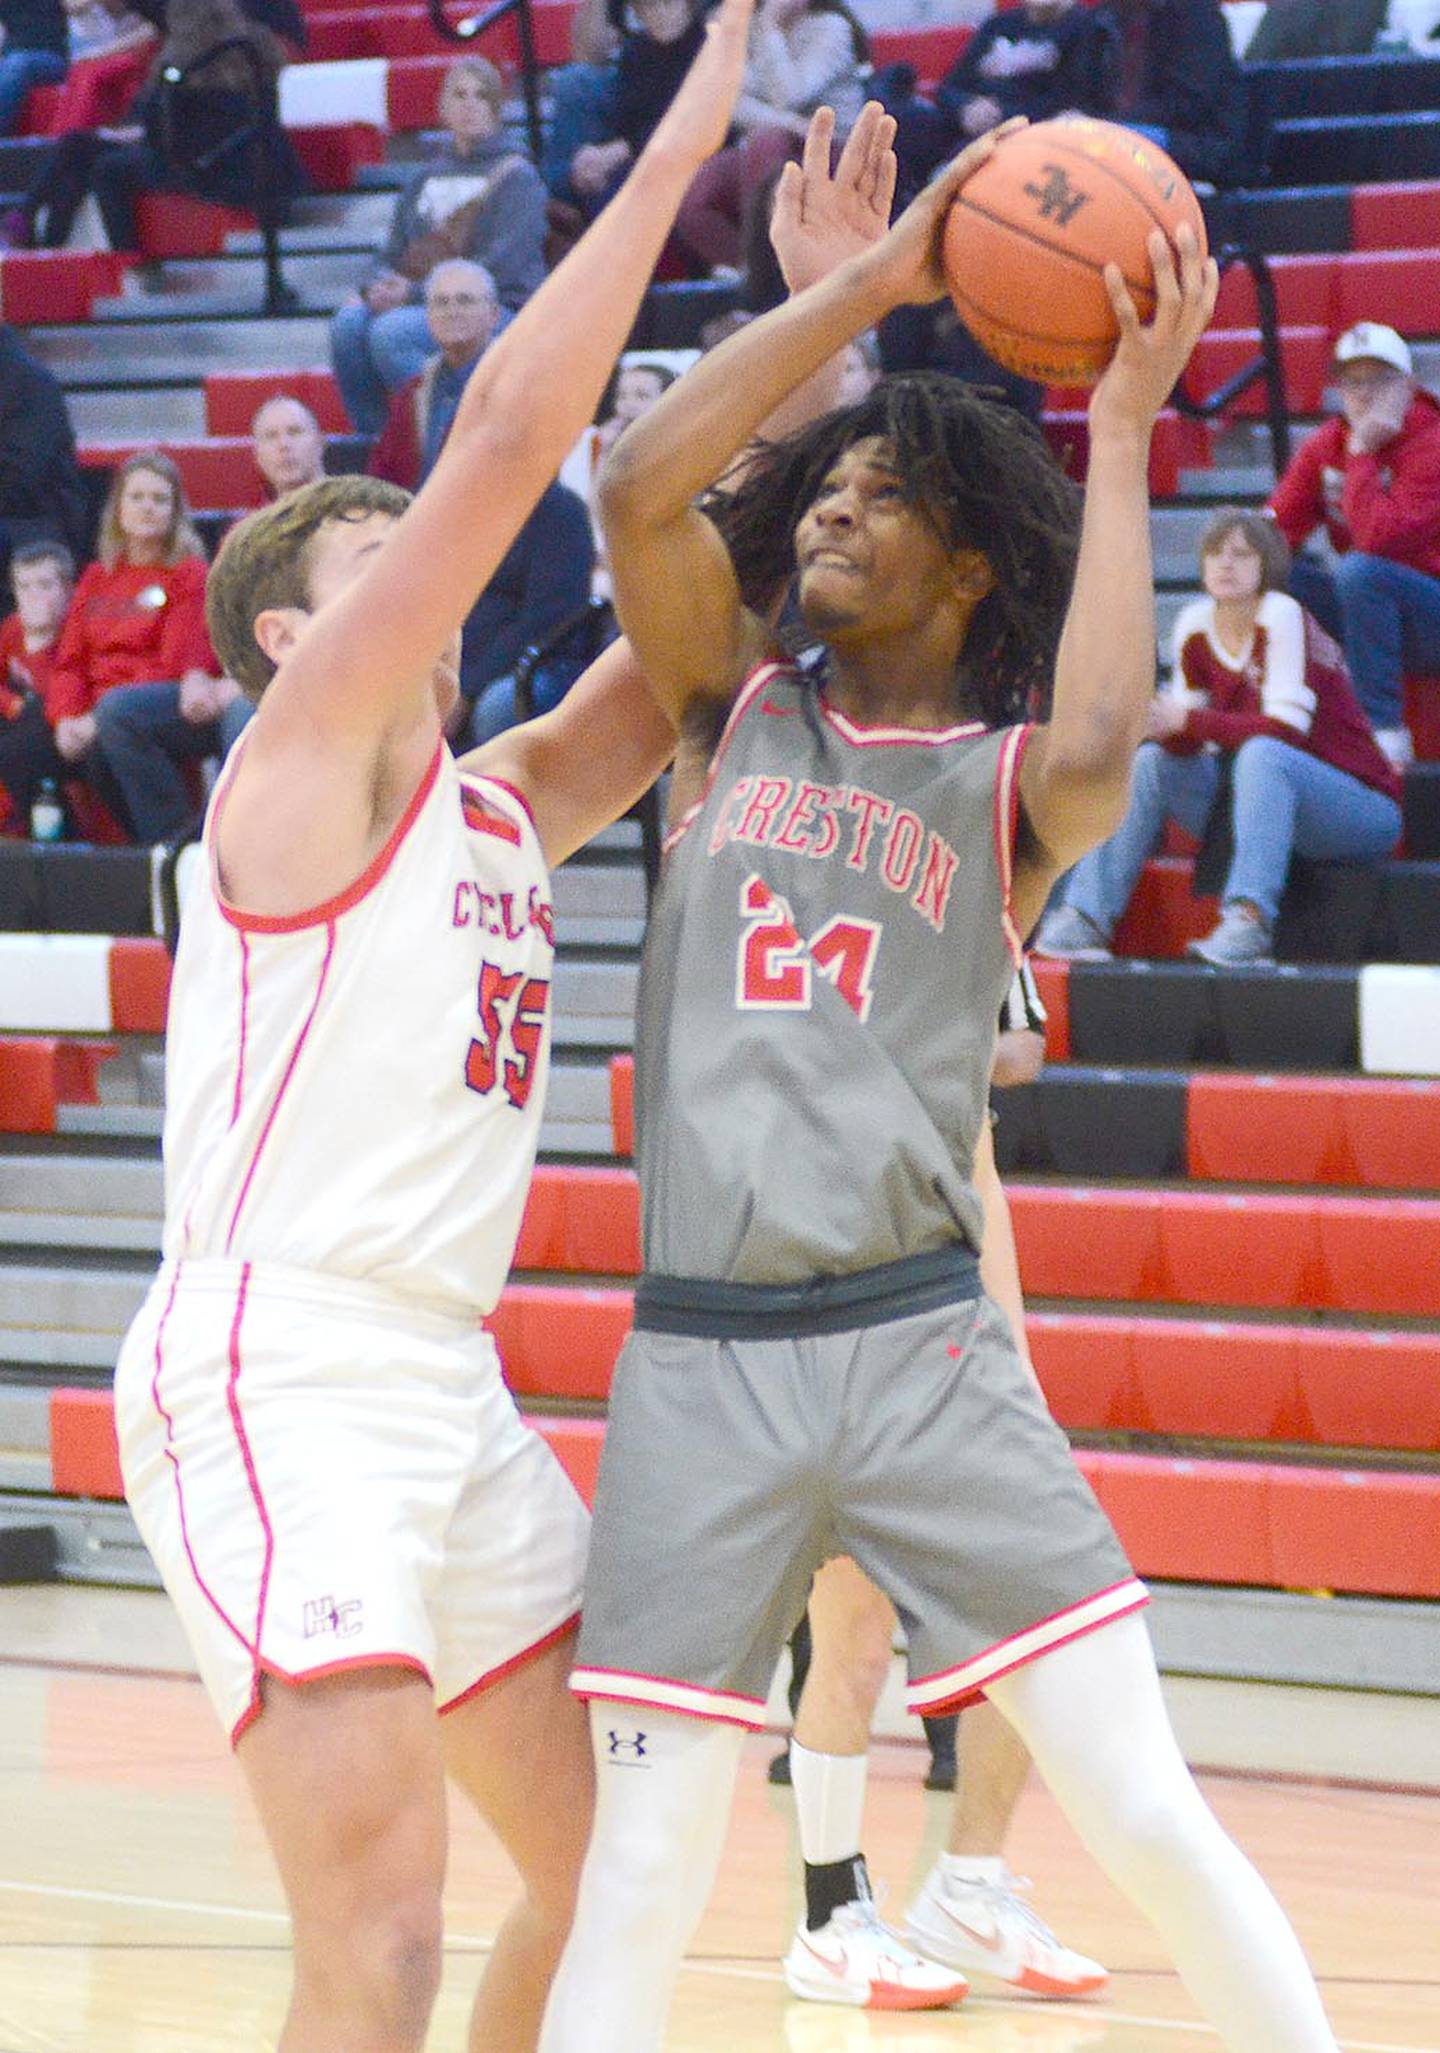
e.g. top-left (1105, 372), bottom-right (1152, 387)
top-left (705, 373), bottom-right (1082, 727)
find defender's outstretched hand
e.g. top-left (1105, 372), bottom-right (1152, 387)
top-left (644, 0), bottom-right (755, 171)
top-left (770, 101), bottom-right (897, 296)
top-left (1092, 225), bottom-right (1218, 438)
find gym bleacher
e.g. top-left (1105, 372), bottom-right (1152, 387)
top-left (0, 0), bottom-right (1437, 1702)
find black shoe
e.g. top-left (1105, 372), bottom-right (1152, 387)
top-left (923, 1754), bottom-right (957, 1793)
top-left (768, 1746), bottom-right (792, 1785)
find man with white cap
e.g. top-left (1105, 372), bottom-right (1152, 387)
top-left (1269, 320), bottom-right (1440, 768)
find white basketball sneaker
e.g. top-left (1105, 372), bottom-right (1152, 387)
top-left (904, 1859), bottom-right (1108, 1999)
top-left (783, 1896), bottom-right (969, 2011)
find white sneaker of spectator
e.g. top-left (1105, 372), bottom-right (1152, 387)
top-left (1373, 725), bottom-right (1415, 773)
top-left (1186, 901), bottom-right (1274, 967)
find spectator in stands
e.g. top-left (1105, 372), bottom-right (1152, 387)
top-left (1244, 0), bottom-right (1386, 60)
top-left (331, 56), bottom-right (547, 437)
top-left (561, 353), bottom-right (680, 594)
top-left (0, 0), bottom-right (68, 135)
top-left (891, 0), bottom-right (1111, 196)
top-left (63, 0), bottom-right (157, 63)
top-left (12, 0), bottom-right (300, 251)
top-left (542, 0), bottom-right (706, 228)
top-left (456, 478), bottom-right (596, 742)
top-left (1033, 509), bottom-right (1402, 966)
top-left (0, 322), bottom-right (88, 581)
top-left (250, 393), bottom-right (325, 498)
top-left (1269, 321), bottom-right (1440, 771)
top-left (367, 258), bottom-right (503, 490)
top-left (48, 451), bottom-right (238, 842)
top-left (0, 538), bottom-right (75, 833)
top-left (1094, 0), bottom-right (1253, 187)
top-left (673, 0), bottom-right (870, 275)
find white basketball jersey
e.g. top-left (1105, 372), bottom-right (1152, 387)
top-left (161, 741), bottom-right (554, 1315)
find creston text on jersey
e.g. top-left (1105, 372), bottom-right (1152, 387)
top-left (452, 880), bottom-right (555, 945)
top-left (706, 773), bottom-right (959, 935)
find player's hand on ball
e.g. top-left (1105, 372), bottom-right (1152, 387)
top-left (770, 101), bottom-right (897, 296)
top-left (859, 117), bottom-right (1028, 310)
top-left (1091, 224), bottom-right (1218, 438)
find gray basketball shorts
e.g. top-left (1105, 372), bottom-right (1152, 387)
top-left (570, 1289), bottom-right (1147, 1729)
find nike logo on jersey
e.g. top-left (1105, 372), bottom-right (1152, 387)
top-left (761, 699), bottom-right (801, 717)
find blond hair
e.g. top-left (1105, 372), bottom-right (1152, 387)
top-left (206, 474), bottom-right (411, 699)
top-left (97, 451), bottom-right (206, 570)
top-left (440, 54), bottom-right (504, 120)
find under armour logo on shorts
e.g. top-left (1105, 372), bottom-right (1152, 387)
top-left (606, 1728), bottom-right (648, 1759)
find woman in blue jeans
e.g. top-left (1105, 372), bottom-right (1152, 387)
top-left (1035, 508), bottom-right (1403, 966)
top-left (0, 0), bottom-right (68, 136)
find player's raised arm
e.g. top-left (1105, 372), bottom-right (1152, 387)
top-left (1013, 227), bottom-right (1217, 928)
top-left (598, 118), bottom-right (1013, 723)
top-left (249, 0), bottom-right (753, 763)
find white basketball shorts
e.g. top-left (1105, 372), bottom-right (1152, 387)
top-left (115, 1257), bottom-right (588, 1744)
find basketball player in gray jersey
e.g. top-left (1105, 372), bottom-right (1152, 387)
top-left (538, 126), bottom-right (1339, 2053)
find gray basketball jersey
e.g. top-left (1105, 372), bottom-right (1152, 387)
top-left (635, 658), bottom-right (1032, 1284)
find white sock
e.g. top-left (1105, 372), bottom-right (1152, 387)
top-left (938, 1852), bottom-right (1007, 1887)
top-left (790, 1741), bottom-right (868, 1865)
top-left (988, 1612), bottom-right (1338, 2053)
top-left (538, 1705), bottom-right (744, 2053)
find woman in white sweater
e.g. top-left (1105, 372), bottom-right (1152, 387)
top-left (674, 0), bottom-right (868, 272)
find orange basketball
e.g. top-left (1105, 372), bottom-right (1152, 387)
top-left (942, 117), bottom-right (1207, 388)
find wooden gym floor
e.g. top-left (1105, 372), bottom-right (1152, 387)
top-left (1, 1588), bottom-right (1436, 2053)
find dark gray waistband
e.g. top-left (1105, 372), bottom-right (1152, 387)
top-left (633, 1244), bottom-right (982, 1340)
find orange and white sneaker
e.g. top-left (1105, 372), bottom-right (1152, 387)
top-left (783, 1897), bottom-right (969, 2011)
top-left (904, 1860), bottom-right (1108, 1999)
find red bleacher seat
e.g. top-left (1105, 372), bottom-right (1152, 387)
top-left (289, 122), bottom-right (386, 192)
top-left (1008, 1186), bottom-right (1164, 1301)
top-left (134, 194), bottom-right (255, 259)
top-left (1024, 1311), bottom-right (1143, 1430)
top-left (108, 937), bottom-right (170, 1034)
top-left (81, 439), bottom-right (267, 511)
top-left (1350, 180), bottom-right (1440, 252)
top-left (1211, 254), bottom-right (1337, 334)
top-left (1111, 857), bottom-right (1216, 958)
top-left (1338, 1078), bottom-right (1440, 1191)
top-left (529, 1414), bottom-right (605, 1506)
top-left (1078, 1449), bottom-right (1274, 1585)
top-left (867, 24), bottom-right (971, 87)
top-left (1315, 1197), bottom-right (1440, 1318)
top-left (1405, 675), bottom-right (1440, 762)
top-left (205, 370), bottom-right (349, 437)
top-left (20, 41), bottom-right (152, 136)
top-left (1269, 1466), bottom-right (1440, 1599)
top-left (1184, 328), bottom-right (1330, 418)
top-left (489, 1283), bottom-right (631, 1401)
top-left (513, 1164), bottom-right (640, 1275)
top-left (1042, 410), bottom-right (1206, 499)
top-left (1333, 252), bottom-right (1440, 339)
top-left (0, 1037), bottom-right (113, 1135)
top-left (49, 1388), bottom-right (124, 1500)
top-left (1187, 1074), bottom-right (1356, 1186)
top-left (1299, 1330), bottom-right (1440, 1452)
top-left (609, 1053), bottom-right (634, 1157)
top-left (1158, 1190), bottom-right (1320, 1310)
top-left (1132, 1316), bottom-right (1305, 1440)
top-left (0, 252), bottom-right (128, 325)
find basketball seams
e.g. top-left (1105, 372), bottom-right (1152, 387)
top-left (951, 191), bottom-right (1160, 304)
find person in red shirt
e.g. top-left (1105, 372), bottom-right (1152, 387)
top-left (1035, 507), bottom-right (1402, 965)
top-left (1268, 321), bottom-right (1440, 770)
top-left (0, 537), bottom-right (74, 833)
top-left (54, 450), bottom-right (241, 842)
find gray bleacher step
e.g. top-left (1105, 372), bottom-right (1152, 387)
top-left (227, 190), bottom-right (394, 254)
top-left (0, 1327), bottom-right (119, 1372)
top-left (0, 1213), bottom-right (161, 1255)
top-left (552, 958), bottom-right (638, 1041)
top-left (56, 1105), bottom-right (164, 1141)
top-left (0, 1155), bottom-right (162, 1219)
top-left (1178, 466), bottom-right (1275, 501)
top-left (66, 385), bottom-right (209, 442)
top-left (29, 317), bottom-right (332, 386)
top-left (97, 251), bottom-right (360, 317)
top-left (0, 1263), bottom-right (151, 1344)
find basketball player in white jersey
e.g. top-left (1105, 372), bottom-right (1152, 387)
top-left (110, 9), bottom-right (754, 2051)
top-left (538, 118), bottom-right (1340, 2053)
